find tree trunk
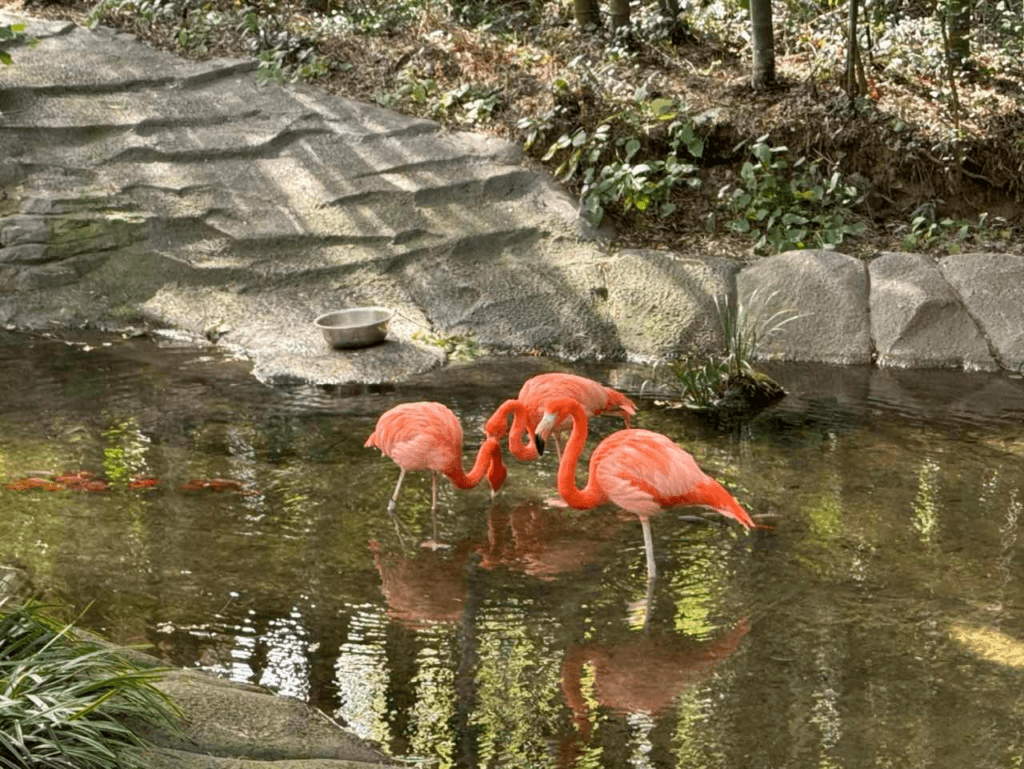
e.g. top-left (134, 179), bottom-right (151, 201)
top-left (945, 0), bottom-right (971, 68)
top-left (749, 0), bottom-right (775, 89)
top-left (610, 0), bottom-right (631, 31)
top-left (845, 0), bottom-right (860, 100)
top-left (573, 0), bottom-right (601, 27)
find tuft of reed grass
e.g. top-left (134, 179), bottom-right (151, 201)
top-left (714, 288), bottom-right (805, 379)
top-left (644, 289), bottom-right (804, 410)
top-left (0, 599), bottom-right (181, 769)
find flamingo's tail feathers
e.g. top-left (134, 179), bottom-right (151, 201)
top-left (702, 480), bottom-right (755, 530)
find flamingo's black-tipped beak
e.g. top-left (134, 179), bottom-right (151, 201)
top-left (534, 433), bottom-right (545, 456)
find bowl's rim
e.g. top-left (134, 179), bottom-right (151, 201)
top-left (314, 306), bottom-right (395, 329)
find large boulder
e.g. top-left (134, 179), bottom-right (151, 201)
top-left (869, 251), bottom-right (997, 371)
top-left (134, 669), bottom-right (395, 766)
top-left (735, 249), bottom-right (872, 365)
top-left (939, 252), bottom-right (1024, 373)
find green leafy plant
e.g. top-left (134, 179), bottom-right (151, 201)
top-left (412, 329), bottom-right (481, 360)
top-left (540, 97), bottom-right (704, 226)
top-left (717, 137), bottom-right (866, 254)
top-left (0, 22), bottom-right (27, 65)
top-left (899, 203), bottom-right (987, 251)
top-left (0, 600), bottom-right (181, 769)
top-left (385, 77), bottom-right (502, 126)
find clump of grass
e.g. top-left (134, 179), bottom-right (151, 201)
top-left (0, 600), bottom-right (181, 769)
top-left (412, 328), bottom-right (481, 360)
top-left (646, 289), bottom-right (802, 411)
top-left (715, 288), bottom-right (804, 379)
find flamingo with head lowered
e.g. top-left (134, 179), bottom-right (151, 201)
top-left (534, 397), bottom-right (754, 582)
top-left (486, 372), bottom-right (637, 461)
top-left (365, 402), bottom-right (507, 541)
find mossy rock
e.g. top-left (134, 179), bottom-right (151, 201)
top-left (712, 371), bottom-right (786, 413)
top-left (652, 369), bottom-right (786, 420)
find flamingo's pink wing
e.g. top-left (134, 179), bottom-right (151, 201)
top-left (365, 402), bottom-right (462, 471)
top-left (590, 430), bottom-right (707, 515)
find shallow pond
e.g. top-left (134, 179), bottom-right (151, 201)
top-left (2, 330), bottom-right (1024, 769)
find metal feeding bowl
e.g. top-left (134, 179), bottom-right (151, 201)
top-left (314, 307), bottom-right (394, 349)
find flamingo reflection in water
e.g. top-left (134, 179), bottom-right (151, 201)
top-left (476, 500), bottom-right (625, 581)
top-left (559, 618), bottom-right (751, 754)
top-left (368, 539), bottom-right (475, 629)
top-left (369, 500), bottom-right (624, 626)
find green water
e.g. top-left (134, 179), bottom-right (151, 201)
top-left (1, 331), bottom-right (1023, 768)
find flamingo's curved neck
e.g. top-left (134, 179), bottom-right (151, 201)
top-left (447, 437), bottom-right (501, 490)
top-left (556, 401), bottom-right (606, 509)
top-left (487, 399), bottom-right (538, 461)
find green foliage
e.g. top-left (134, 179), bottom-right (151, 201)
top-left (256, 45), bottom-right (331, 83)
top-left (385, 78), bottom-right (503, 125)
top-left (0, 600), bottom-right (181, 769)
top-left (537, 97), bottom-right (704, 226)
top-left (716, 137), bottom-right (866, 254)
top-left (715, 288), bottom-right (803, 378)
top-left (89, 0), bottom-right (186, 33)
top-left (0, 22), bottom-right (27, 65)
top-left (318, 0), bottom-right (429, 35)
top-left (412, 329), bottom-right (481, 360)
top-left (88, 0), bottom-right (331, 80)
top-left (664, 356), bottom-right (730, 409)
top-left (902, 211), bottom-right (968, 250)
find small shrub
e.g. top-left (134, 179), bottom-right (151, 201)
top-left (665, 356), bottom-right (730, 409)
top-left (716, 288), bottom-right (804, 377)
top-left (412, 329), bottom-right (481, 359)
top-left (897, 204), bottom-right (993, 251)
top-left (644, 289), bottom-right (801, 410)
top-left (0, 600), bottom-right (181, 769)
top-left (717, 137), bottom-right (866, 255)
top-left (0, 23), bottom-right (26, 65)
top-left (539, 97), bottom-right (704, 226)
top-left (383, 76), bottom-right (503, 126)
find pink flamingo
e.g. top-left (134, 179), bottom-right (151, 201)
top-left (364, 402), bottom-right (507, 535)
top-left (534, 397), bottom-right (754, 581)
top-left (486, 372), bottom-right (637, 461)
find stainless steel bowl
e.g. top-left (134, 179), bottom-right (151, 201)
top-left (314, 307), bottom-right (394, 349)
